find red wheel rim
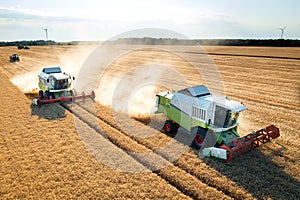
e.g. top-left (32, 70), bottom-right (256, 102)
top-left (164, 123), bottom-right (171, 132)
top-left (195, 134), bottom-right (204, 145)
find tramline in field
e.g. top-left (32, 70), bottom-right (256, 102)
top-left (155, 85), bottom-right (280, 162)
top-left (32, 67), bottom-right (95, 106)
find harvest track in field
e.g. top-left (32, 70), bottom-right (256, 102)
top-left (61, 100), bottom-right (251, 199)
top-left (66, 98), bottom-right (300, 199)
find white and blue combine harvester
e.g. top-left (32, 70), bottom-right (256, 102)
top-left (33, 67), bottom-right (95, 106)
top-left (155, 85), bottom-right (280, 162)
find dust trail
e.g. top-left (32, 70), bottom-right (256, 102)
top-left (9, 45), bottom-right (96, 93)
top-left (58, 45), bottom-right (97, 78)
top-left (96, 57), bottom-right (190, 117)
top-left (96, 63), bottom-right (171, 116)
top-left (127, 84), bottom-right (161, 116)
top-left (11, 73), bottom-right (39, 92)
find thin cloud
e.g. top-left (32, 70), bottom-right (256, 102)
top-left (0, 6), bottom-right (62, 18)
top-left (0, 1), bottom-right (297, 41)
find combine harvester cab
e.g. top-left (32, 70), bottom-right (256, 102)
top-left (33, 67), bottom-right (95, 106)
top-left (155, 85), bottom-right (280, 162)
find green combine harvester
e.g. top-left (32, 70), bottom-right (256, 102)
top-left (155, 85), bottom-right (280, 162)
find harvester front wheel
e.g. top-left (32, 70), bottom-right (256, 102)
top-left (38, 90), bottom-right (44, 100)
top-left (44, 90), bottom-right (49, 99)
top-left (163, 120), bottom-right (174, 134)
top-left (193, 128), bottom-right (207, 148)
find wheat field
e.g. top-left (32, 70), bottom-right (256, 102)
top-left (0, 45), bottom-right (299, 199)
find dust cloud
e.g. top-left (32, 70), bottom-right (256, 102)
top-left (58, 45), bottom-right (97, 79)
top-left (9, 45), bottom-right (96, 93)
top-left (96, 63), bottom-right (167, 116)
top-left (96, 61), bottom-right (188, 117)
top-left (96, 65), bottom-right (163, 115)
top-left (11, 72), bottom-right (39, 93)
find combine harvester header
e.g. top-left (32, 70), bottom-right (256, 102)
top-left (33, 67), bottom-right (95, 106)
top-left (155, 85), bottom-right (280, 162)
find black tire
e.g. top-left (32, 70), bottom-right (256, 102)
top-left (163, 120), bottom-right (173, 134)
top-left (50, 92), bottom-right (54, 99)
top-left (45, 90), bottom-right (50, 99)
top-left (38, 90), bottom-right (44, 100)
top-left (193, 127), bottom-right (208, 148)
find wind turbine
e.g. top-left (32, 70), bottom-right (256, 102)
top-left (42, 27), bottom-right (48, 40)
top-left (278, 26), bottom-right (287, 39)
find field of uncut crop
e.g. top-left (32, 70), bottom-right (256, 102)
top-left (0, 45), bottom-right (299, 199)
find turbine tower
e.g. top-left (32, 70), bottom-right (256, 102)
top-left (42, 27), bottom-right (48, 40)
top-left (278, 26), bottom-right (287, 39)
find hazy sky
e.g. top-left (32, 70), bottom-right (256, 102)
top-left (0, 0), bottom-right (299, 41)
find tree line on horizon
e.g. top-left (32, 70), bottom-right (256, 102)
top-left (0, 40), bottom-right (56, 47)
top-left (0, 38), bottom-right (299, 47)
top-left (111, 38), bottom-right (300, 46)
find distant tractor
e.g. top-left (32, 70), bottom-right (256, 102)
top-left (9, 54), bottom-right (20, 63)
top-left (33, 67), bottom-right (95, 106)
top-left (155, 85), bottom-right (280, 162)
top-left (17, 45), bottom-right (30, 50)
